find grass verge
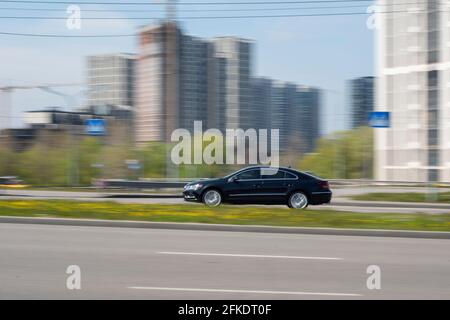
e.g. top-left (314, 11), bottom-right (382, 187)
top-left (351, 192), bottom-right (450, 204)
top-left (0, 187), bottom-right (180, 194)
top-left (0, 200), bottom-right (449, 231)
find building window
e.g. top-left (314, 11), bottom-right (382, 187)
top-left (428, 169), bottom-right (439, 182)
top-left (428, 129), bottom-right (438, 146)
top-left (428, 149), bottom-right (439, 166)
top-left (427, 70), bottom-right (439, 150)
top-left (427, 0), bottom-right (440, 63)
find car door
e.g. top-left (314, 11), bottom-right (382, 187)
top-left (260, 168), bottom-right (289, 201)
top-left (224, 168), bottom-right (263, 202)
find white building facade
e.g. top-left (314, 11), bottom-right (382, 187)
top-left (87, 53), bottom-right (135, 108)
top-left (375, 0), bottom-right (450, 181)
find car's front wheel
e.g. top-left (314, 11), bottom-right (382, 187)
top-left (202, 189), bottom-right (222, 207)
top-left (287, 191), bottom-right (308, 209)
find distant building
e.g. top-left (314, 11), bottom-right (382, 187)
top-left (133, 21), bottom-right (322, 155)
top-left (0, 106), bottom-right (134, 150)
top-left (25, 108), bottom-right (90, 131)
top-left (213, 37), bottom-right (253, 130)
top-left (179, 35), bottom-right (211, 133)
top-left (0, 128), bottom-right (36, 152)
top-left (87, 53), bottom-right (135, 108)
top-left (270, 81), bottom-right (294, 151)
top-left (134, 22), bottom-right (255, 144)
top-left (24, 106), bottom-right (131, 131)
top-left (135, 22), bottom-right (213, 143)
top-left (251, 77), bottom-right (273, 131)
top-left (348, 76), bottom-right (374, 128)
top-left (295, 86), bottom-right (321, 153)
top-left (135, 22), bottom-right (180, 143)
top-left (375, 0), bottom-right (450, 182)
top-left (251, 79), bottom-right (321, 154)
top-left (207, 56), bottom-right (227, 133)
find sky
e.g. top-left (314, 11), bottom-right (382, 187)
top-left (0, 0), bottom-right (375, 135)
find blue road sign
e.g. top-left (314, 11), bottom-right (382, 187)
top-left (125, 159), bottom-right (141, 170)
top-left (85, 119), bottom-right (106, 136)
top-left (369, 112), bottom-right (390, 128)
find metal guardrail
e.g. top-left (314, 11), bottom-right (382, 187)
top-left (96, 178), bottom-right (450, 189)
top-left (329, 179), bottom-right (450, 187)
top-left (96, 179), bottom-right (187, 189)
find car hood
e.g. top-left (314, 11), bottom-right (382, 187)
top-left (185, 178), bottom-right (223, 186)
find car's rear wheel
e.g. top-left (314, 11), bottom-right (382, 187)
top-left (288, 191), bottom-right (308, 209)
top-left (202, 189), bottom-right (222, 207)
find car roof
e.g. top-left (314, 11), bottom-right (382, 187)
top-left (226, 166), bottom-right (326, 180)
top-left (232, 166), bottom-right (302, 175)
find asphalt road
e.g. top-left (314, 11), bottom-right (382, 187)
top-left (2, 187), bottom-right (450, 214)
top-left (0, 223), bottom-right (449, 299)
top-left (2, 186), bottom-right (449, 198)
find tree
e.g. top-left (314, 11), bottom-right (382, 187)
top-left (298, 127), bottom-right (373, 179)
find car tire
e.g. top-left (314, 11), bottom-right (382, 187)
top-left (287, 191), bottom-right (309, 209)
top-left (202, 189), bottom-right (222, 207)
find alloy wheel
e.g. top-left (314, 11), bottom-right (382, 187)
top-left (203, 190), bottom-right (222, 207)
top-left (289, 192), bottom-right (308, 209)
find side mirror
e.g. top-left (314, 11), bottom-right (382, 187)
top-left (228, 176), bottom-right (238, 183)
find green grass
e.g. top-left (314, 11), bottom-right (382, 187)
top-left (0, 199), bottom-right (449, 231)
top-left (0, 186), bottom-right (179, 193)
top-left (351, 192), bottom-right (450, 204)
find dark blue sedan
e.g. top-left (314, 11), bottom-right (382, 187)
top-left (183, 166), bottom-right (332, 209)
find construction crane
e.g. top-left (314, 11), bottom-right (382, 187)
top-left (0, 83), bottom-right (82, 130)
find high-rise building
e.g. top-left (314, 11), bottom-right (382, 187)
top-left (86, 53), bottom-right (135, 107)
top-left (207, 55), bottom-right (227, 133)
top-left (270, 81), bottom-right (294, 151)
top-left (262, 81), bottom-right (321, 153)
top-left (251, 77), bottom-right (273, 131)
top-left (135, 22), bottom-right (180, 143)
top-left (295, 86), bottom-right (321, 153)
top-left (135, 22), bottom-right (212, 143)
top-left (348, 76), bottom-right (374, 128)
top-left (375, 0), bottom-right (450, 182)
top-left (213, 37), bottom-right (253, 130)
top-left (133, 21), bottom-right (322, 156)
top-left (179, 35), bottom-right (210, 133)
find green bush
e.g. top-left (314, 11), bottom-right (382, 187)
top-left (298, 127), bottom-right (373, 179)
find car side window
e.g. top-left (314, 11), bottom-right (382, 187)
top-left (237, 169), bottom-right (260, 180)
top-left (285, 172), bottom-right (298, 180)
top-left (261, 169), bottom-right (285, 179)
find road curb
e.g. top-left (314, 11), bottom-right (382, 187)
top-left (0, 216), bottom-right (449, 239)
top-left (103, 194), bottom-right (183, 199)
top-left (334, 200), bottom-right (450, 209)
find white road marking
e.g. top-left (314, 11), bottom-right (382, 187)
top-left (128, 286), bottom-right (361, 297)
top-left (157, 251), bottom-right (342, 260)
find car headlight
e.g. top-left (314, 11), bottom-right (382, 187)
top-left (185, 183), bottom-right (203, 191)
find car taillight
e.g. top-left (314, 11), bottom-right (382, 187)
top-left (318, 181), bottom-right (329, 189)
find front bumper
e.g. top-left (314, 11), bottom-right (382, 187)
top-left (183, 190), bottom-right (202, 202)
